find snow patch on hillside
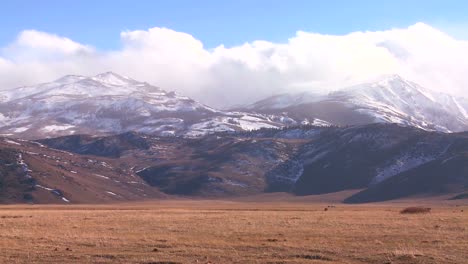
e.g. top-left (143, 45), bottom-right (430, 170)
top-left (41, 124), bottom-right (75, 132)
top-left (372, 154), bottom-right (436, 184)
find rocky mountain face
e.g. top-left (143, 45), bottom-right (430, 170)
top-left (0, 72), bottom-right (294, 139)
top-left (0, 136), bottom-right (164, 204)
top-left (27, 124), bottom-right (467, 204)
top-left (244, 75), bottom-right (468, 133)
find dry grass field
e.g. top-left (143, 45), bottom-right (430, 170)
top-left (0, 199), bottom-right (466, 264)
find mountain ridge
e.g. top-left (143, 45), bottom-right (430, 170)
top-left (0, 72), bottom-right (294, 139)
top-left (243, 74), bottom-right (468, 133)
top-left (1, 73), bottom-right (467, 140)
top-left (34, 123), bottom-right (468, 203)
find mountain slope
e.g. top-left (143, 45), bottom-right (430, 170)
top-left (344, 153), bottom-right (468, 203)
top-left (0, 137), bottom-right (164, 204)
top-left (0, 72), bottom-right (292, 139)
top-left (291, 124), bottom-right (467, 198)
top-left (244, 75), bottom-right (468, 132)
top-left (38, 124), bottom-right (468, 203)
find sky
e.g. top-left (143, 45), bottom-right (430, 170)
top-left (1, 0), bottom-right (468, 107)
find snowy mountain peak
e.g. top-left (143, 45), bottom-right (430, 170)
top-left (94, 71), bottom-right (123, 78)
top-left (361, 74), bottom-right (422, 95)
top-left (39, 72), bottom-right (163, 99)
top-left (91, 72), bottom-right (137, 86)
top-left (246, 76), bottom-right (468, 133)
top-left (0, 73), bottom-right (294, 138)
top-left (53, 72), bottom-right (141, 88)
top-left (357, 74), bottom-right (415, 90)
top-left (377, 74), bottom-right (407, 82)
top-left (54, 74), bottom-right (88, 84)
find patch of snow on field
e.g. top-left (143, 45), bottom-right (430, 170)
top-left (36, 185), bottom-right (54, 191)
top-left (94, 174), bottom-right (110, 179)
top-left (453, 98), bottom-right (468, 119)
top-left (135, 167), bottom-right (149, 174)
top-left (238, 116), bottom-right (277, 131)
top-left (224, 180), bottom-right (248, 187)
top-left (41, 124), bottom-right (75, 132)
top-left (30, 141), bottom-right (46, 148)
top-left (13, 127), bottom-right (29, 133)
top-left (100, 162), bottom-right (112, 168)
top-left (160, 130), bottom-right (176, 136)
top-left (311, 118), bottom-right (332, 127)
top-left (4, 139), bottom-right (21, 145)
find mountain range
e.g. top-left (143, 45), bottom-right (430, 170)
top-left (0, 73), bottom-right (466, 139)
top-left (0, 73), bottom-right (466, 204)
top-left (0, 123), bottom-right (466, 204)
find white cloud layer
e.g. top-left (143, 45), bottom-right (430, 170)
top-left (0, 23), bottom-right (467, 107)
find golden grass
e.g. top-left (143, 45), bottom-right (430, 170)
top-left (0, 201), bottom-right (466, 263)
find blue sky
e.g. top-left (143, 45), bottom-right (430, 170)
top-left (2, 0), bottom-right (467, 49)
top-left (1, 0), bottom-right (468, 106)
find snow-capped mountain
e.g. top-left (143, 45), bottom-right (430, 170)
top-left (0, 72), bottom-right (293, 138)
top-left (245, 75), bottom-right (468, 132)
top-left (1, 73), bottom-right (466, 139)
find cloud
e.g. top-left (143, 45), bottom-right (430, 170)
top-left (3, 30), bottom-right (94, 62)
top-left (0, 23), bottom-right (467, 107)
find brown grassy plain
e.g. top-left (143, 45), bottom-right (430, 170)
top-left (0, 199), bottom-right (466, 264)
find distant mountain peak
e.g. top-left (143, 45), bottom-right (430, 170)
top-left (54, 74), bottom-right (87, 84)
top-left (53, 72), bottom-right (137, 87)
top-left (0, 73), bottom-right (293, 138)
top-left (246, 76), bottom-right (468, 133)
top-left (367, 74), bottom-right (412, 87)
top-left (91, 72), bottom-right (138, 86)
top-left (95, 71), bottom-right (120, 76)
top-left (381, 74), bottom-right (406, 81)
